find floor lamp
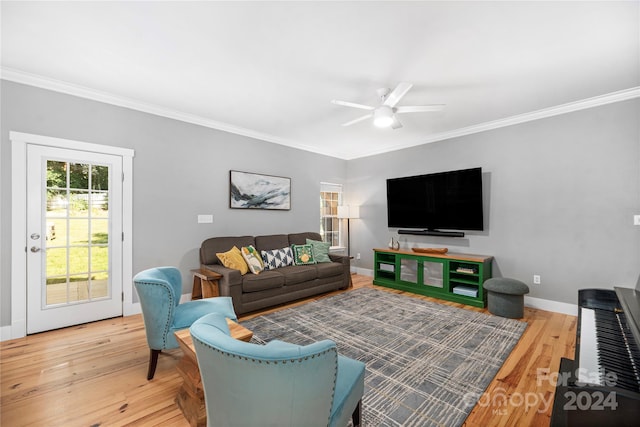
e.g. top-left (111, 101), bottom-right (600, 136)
top-left (337, 205), bottom-right (360, 257)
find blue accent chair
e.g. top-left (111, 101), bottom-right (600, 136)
top-left (133, 266), bottom-right (237, 380)
top-left (191, 313), bottom-right (366, 427)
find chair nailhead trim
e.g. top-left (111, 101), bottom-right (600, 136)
top-left (193, 338), bottom-right (338, 365)
top-left (136, 281), bottom-right (175, 349)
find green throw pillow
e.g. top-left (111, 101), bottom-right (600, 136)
top-left (292, 244), bottom-right (316, 265)
top-left (306, 239), bottom-right (332, 263)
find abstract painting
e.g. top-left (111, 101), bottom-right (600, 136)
top-left (229, 170), bottom-right (291, 210)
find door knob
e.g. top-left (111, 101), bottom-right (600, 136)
top-left (30, 246), bottom-right (41, 253)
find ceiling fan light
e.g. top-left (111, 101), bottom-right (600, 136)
top-left (373, 106), bottom-right (394, 128)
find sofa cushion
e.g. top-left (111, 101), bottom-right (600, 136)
top-left (292, 244), bottom-right (316, 265)
top-left (289, 232), bottom-right (323, 246)
top-left (306, 239), bottom-right (332, 263)
top-left (242, 270), bottom-right (285, 293)
top-left (255, 234), bottom-right (290, 252)
top-left (316, 262), bottom-right (345, 279)
top-left (241, 245), bottom-right (264, 274)
top-left (278, 265), bottom-right (318, 285)
top-left (216, 246), bottom-right (249, 275)
top-left (261, 247), bottom-right (295, 270)
top-left (201, 236), bottom-right (255, 265)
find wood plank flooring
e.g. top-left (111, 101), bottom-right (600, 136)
top-left (1, 275), bottom-right (576, 426)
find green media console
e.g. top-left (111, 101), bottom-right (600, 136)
top-left (373, 248), bottom-right (493, 308)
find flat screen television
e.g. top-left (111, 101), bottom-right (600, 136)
top-left (386, 167), bottom-right (483, 232)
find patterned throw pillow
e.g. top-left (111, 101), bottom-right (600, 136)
top-left (261, 247), bottom-right (294, 270)
top-left (241, 245), bottom-right (264, 274)
top-left (216, 246), bottom-right (249, 275)
top-left (306, 239), bottom-right (332, 263)
top-left (292, 244), bottom-right (316, 265)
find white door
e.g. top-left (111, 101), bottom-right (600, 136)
top-left (26, 145), bottom-right (123, 333)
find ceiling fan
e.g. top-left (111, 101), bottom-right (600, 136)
top-left (331, 82), bottom-right (445, 129)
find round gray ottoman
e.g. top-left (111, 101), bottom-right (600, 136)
top-left (483, 278), bottom-right (530, 319)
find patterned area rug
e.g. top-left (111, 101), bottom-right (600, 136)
top-left (242, 287), bottom-right (527, 427)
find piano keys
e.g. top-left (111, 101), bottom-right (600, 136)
top-left (551, 287), bottom-right (640, 426)
top-left (577, 307), bottom-right (601, 385)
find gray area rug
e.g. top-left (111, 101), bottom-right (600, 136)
top-left (241, 287), bottom-right (527, 427)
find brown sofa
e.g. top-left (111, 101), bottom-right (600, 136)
top-left (199, 232), bottom-right (350, 315)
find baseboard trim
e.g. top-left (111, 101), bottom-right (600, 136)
top-left (127, 302), bottom-right (142, 316)
top-left (1, 325), bottom-right (13, 342)
top-left (354, 267), bottom-right (374, 277)
top-left (524, 296), bottom-right (578, 316)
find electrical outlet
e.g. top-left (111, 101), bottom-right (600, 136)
top-left (533, 275), bottom-right (541, 285)
top-left (356, 253), bottom-right (361, 260)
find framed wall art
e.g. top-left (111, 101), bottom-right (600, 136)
top-left (229, 170), bottom-right (291, 210)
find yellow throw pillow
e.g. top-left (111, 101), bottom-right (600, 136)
top-left (216, 246), bottom-right (249, 275)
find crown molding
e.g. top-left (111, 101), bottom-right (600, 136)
top-left (2, 67), bottom-right (638, 161)
top-left (0, 67), bottom-right (350, 159)
top-left (354, 86), bottom-right (640, 159)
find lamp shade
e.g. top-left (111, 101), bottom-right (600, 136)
top-left (337, 205), bottom-right (360, 219)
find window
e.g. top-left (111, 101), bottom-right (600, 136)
top-left (320, 183), bottom-right (342, 247)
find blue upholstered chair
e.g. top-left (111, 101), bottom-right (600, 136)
top-left (133, 266), bottom-right (237, 380)
top-left (190, 313), bottom-right (366, 427)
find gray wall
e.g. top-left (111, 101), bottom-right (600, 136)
top-left (346, 99), bottom-right (640, 305)
top-left (2, 81), bottom-right (638, 329)
top-left (0, 81), bottom-right (348, 326)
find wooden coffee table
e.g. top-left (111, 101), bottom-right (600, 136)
top-left (174, 319), bottom-right (253, 427)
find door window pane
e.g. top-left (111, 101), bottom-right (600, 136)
top-left (91, 219), bottom-right (109, 244)
top-left (47, 189), bottom-right (68, 215)
top-left (68, 247), bottom-right (89, 275)
top-left (46, 279), bottom-right (68, 306)
top-left (69, 190), bottom-right (90, 216)
top-left (68, 275), bottom-right (90, 302)
top-left (91, 165), bottom-right (109, 190)
top-left (45, 160), bottom-right (110, 305)
top-left (46, 248), bottom-right (67, 280)
top-left (91, 246), bottom-right (109, 273)
top-left (69, 218), bottom-right (90, 244)
top-left (46, 161), bottom-right (67, 188)
top-left (91, 277), bottom-right (109, 299)
top-left (69, 163), bottom-right (89, 189)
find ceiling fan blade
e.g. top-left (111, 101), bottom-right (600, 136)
top-left (383, 82), bottom-right (413, 107)
top-left (390, 115), bottom-right (403, 130)
top-left (342, 113), bottom-right (373, 127)
top-left (331, 99), bottom-right (375, 110)
top-left (396, 105), bottom-right (446, 113)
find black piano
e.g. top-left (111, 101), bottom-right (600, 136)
top-left (551, 281), bottom-right (640, 426)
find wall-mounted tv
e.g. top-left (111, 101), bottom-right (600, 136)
top-left (386, 167), bottom-right (483, 235)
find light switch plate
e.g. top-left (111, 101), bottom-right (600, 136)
top-left (198, 214), bottom-right (213, 224)
top-left (634, 215), bottom-right (640, 226)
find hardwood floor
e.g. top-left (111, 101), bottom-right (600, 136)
top-left (1, 275), bottom-right (576, 426)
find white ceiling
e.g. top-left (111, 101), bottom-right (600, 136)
top-left (2, 1), bottom-right (639, 160)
